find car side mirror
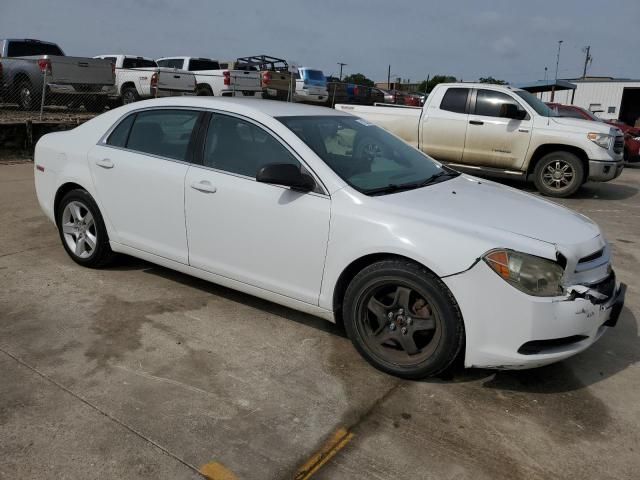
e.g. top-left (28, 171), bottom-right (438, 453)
top-left (502, 103), bottom-right (527, 120)
top-left (256, 163), bottom-right (315, 192)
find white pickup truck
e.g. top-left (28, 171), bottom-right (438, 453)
top-left (156, 56), bottom-right (262, 98)
top-left (94, 55), bottom-right (196, 105)
top-left (336, 83), bottom-right (624, 197)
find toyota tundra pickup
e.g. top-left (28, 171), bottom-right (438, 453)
top-left (336, 83), bottom-right (624, 197)
top-left (0, 38), bottom-right (115, 112)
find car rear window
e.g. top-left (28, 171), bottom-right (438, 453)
top-left (188, 59), bottom-right (220, 71)
top-left (303, 70), bottom-right (325, 81)
top-left (122, 57), bottom-right (157, 69)
top-left (439, 88), bottom-right (469, 114)
top-left (6, 41), bottom-right (64, 57)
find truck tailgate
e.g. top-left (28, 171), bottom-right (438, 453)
top-left (157, 68), bottom-right (196, 93)
top-left (230, 70), bottom-right (261, 91)
top-left (335, 104), bottom-right (422, 146)
top-left (263, 70), bottom-right (291, 91)
top-left (43, 56), bottom-right (114, 85)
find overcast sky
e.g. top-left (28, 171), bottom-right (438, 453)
top-left (2, 0), bottom-right (639, 84)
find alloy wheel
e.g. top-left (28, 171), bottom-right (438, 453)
top-left (542, 159), bottom-right (575, 191)
top-left (356, 283), bottom-right (442, 366)
top-left (61, 201), bottom-right (97, 259)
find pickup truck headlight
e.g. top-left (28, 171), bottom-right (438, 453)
top-left (587, 132), bottom-right (613, 149)
top-left (483, 249), bottom-right (564, 297)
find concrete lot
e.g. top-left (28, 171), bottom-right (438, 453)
top-left (1, 159), bottom-right (638, 480)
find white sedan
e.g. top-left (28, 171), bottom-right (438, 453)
top-left (34, 97), bottom-right (626, 378)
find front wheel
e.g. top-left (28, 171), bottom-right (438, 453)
top-left (533, 151), bottom-right (585, 197)
top-left (343, 260), bottom-right (465, 379)
top-left (56, 189), bottom-right (115, 268)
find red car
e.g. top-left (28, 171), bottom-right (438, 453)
top-left (547, 103), bottom-right (640, 163)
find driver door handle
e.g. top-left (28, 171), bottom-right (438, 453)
top-left (190, 180), bottom-right (217, 193)
top-left (96, 158), bottom-right (114, 169)
top-left (469, 120), bottom-right (484, 125)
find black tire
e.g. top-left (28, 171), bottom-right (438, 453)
top-left (17, 80), bottom-right (40, 111)
top-left (196, 85), bottom-right (213, 96)
top-left (84, 96), bottom-right (107, 113)
top-left (343, 259), bottom-right (465, 379)
top-left (121, 86), bottom-right (139, 104)
top-left (533, 151), bottom-right (585, 198)
top-left (56, 189), bottom-right (115, 268)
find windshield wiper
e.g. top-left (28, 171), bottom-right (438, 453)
top-left (363, 170), bottom-right (460, 196)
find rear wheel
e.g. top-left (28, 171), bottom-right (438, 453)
top-left (121, 86), bottom-right (139, 104)
top-left (533, 151), bottom-right (584, 197)
top-left (17, 80), bottom-right (40, 111)
top-left (196, 85), bottom-right (213, 96)
top-left (343, 260), bottom-right (465, 379)
top-left (56, 189), bottom-right (115, 268)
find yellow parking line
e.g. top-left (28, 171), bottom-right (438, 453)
top-left (199, 461), bottom-right (238, 480)
top-left (294, 427), bottom-right (354, 480)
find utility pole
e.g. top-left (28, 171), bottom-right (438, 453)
top-left (554, 40), bottom-right (563, 81)
top-left (582, 46), bottom-right (592, 78)
top-left (387, 64), bottom-right (391, 89)
top-left (552, 40), bottom-right (563, 102)
top-left (337, 62), bottom-right (347, 81)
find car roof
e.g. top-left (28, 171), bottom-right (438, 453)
top-left (121, 97), bottom-right (351, 118)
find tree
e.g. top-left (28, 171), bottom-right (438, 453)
top-left (342, 73), bottom-right (374, 86)
top-left (417, 75), bottom-right (457, 93)
top-left (479, 76), bottom-right (507, 85)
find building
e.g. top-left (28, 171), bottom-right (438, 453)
top-left (539, 77), bottom-right (640, 126)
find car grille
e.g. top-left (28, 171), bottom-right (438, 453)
top-left (613, 136), bottom-right (624, 154)
top-left (585, 272), bottom-right (616, 301)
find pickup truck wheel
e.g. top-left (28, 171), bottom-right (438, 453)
top-left (533, 151), bottom-right (584, 198)
top-left (343, 260), bottom-right (464, 379)
top-left (17, 80), bottom-right (40, 111)
top-left (121, 87), bottom-right (139, 104)
top-left (84, 96), bottom-right (107, 113)
top-left (196, 85), bottom-right (213, 96)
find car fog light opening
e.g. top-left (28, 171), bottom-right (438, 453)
top-left (484, 249), bottom-right (564, 297)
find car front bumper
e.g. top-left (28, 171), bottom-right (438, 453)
top-left (443, 261), bottom-right (625, 369)
top-left (294, 90), bottom-right (328, 103)
top-left (588, 159), bottom-right (624, 182)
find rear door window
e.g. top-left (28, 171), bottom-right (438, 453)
top-left (106, 114), bottom-right (136, 148)
top-left (121, 110), bottom-right (200, 161)
top-left (439, 88), bottom-right (469, 114)
top-left (157, 59), bottom-right (185, 69)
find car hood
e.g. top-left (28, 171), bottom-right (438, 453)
top-left (550, 116), bottom-right (618, 134)
top-left (377, 175), bottom-right (600, 246)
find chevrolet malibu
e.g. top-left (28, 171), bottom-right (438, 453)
top-left (34, 97), bottom-right (626, 378)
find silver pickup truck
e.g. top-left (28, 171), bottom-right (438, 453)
top-left (0, 39), bottom-right (115, 112)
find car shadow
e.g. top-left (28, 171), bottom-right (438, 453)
top-left (108, 255), bottom-right (636, 391)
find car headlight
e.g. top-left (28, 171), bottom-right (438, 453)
top-left (483, 249), bottom-right (564, 297)
top-left (587, 132), bottom-right (613, 149)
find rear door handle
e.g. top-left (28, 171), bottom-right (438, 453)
top-left (96, 158), bottom-right (114, 169)
top-left (190, 180), bottom-right (217, 193)
top-left (469, 120), bottom-right (484, 125)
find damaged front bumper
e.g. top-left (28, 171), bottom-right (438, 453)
top-left (443, 261), bottom-right (626, 370)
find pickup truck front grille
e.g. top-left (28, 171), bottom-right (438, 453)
top-left (613, 136), bottom-right (624, 154)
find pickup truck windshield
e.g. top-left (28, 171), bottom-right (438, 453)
top-left (7, 41), bottom-right (64, 57)
top-left (278, 116), bottom-right (458, 195)
top-left (514, 90), bottom-right (557, 117)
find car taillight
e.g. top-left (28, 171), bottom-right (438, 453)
top-left (37, 59), bottom-right (52, 75)
top-left (262, 71), bottom-right (271, 85)
top-left (354, 86), bottom-right (359, 96)
top-left (111, 62), bottom-right (115, 78)
top-left (150, 72), bottom-right (158, 96)
top-left (223, 71), bottom-right (230, 86)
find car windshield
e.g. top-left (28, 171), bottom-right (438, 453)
top-left (514, 90), bottom-right (557, 117)
top-left (277, 115), bottom-right (458, 195)
top-left (303, 70), bottom-right (325, 81)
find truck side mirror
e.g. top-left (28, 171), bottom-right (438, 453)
top-left (502, 103), bottom-right (527, 120)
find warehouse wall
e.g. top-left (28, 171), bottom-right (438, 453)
top-left (541, 81), bottom-right (640, 121)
